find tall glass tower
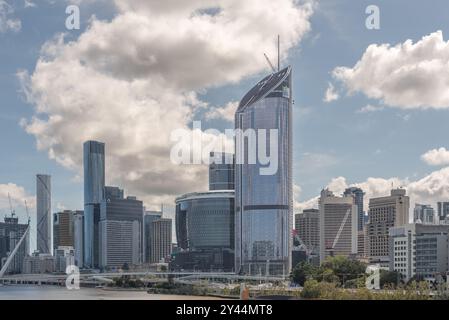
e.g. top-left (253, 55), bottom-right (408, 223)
top-left (235, 66), bottom-right (293, 276)
top-left (36, 174), bottom-right (51, 254)
top-left (83, 140), bottom-right (105, 268)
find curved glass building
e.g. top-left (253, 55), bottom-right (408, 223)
top-left (235, 66), bottom-right (293, 276)
top-left (174, 191), bottom-right (234, 271)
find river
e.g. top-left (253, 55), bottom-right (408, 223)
top-left (0, 285), bottom-right (224, 300)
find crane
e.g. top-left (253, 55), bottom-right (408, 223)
top-left (24, 199), bottom-right (30, 224)
top-left (264, 53), bottom-right (276, 73)
top-left (8, 193), bottom-right (15, 218)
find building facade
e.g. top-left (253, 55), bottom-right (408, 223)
top-left (437, 202), bottom-right (449, 223)
top-left (209, 152), bottom-right (235, 191)
top-left (235, 66), bottom-right (293, 276)
top-left (53, 210), bottom-right (82, 251)
top-left (0, 216), bottom-right (29, 274)
top-left (36, 174), bottom-right (51, 254)
top-left (414, 204), bottom-right (435, 224)
top-left (99, 187), bottom-right (143, 269)
top-left (83, 140), bottom-right (105, 268)
top-left (367, 188), bottom-right (410, 266)
top-left (73, 211), bottom-right (84, 267)
top-left (151, 218), bottom-right (172, 263)
top-left (143, 211), bottom-right (162, 263)
top-left (173, 191), bottom-right (235, 271)
top-left (343, 187), bottom-right (365, 231)
top-left (319, 189), bottom-right (358, 263)
top-left (294, 209), bottom-right (319, 253)
top-left (389, 224), bottom-right (449, 281)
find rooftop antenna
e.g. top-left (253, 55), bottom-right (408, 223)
top-left (264, 53), bottom-right (276, 73)
top-left (277, 34), bottom-right (280, 71)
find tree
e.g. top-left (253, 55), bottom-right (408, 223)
top-left (380, 270), bottom-right (401, 288)
top-left (290, 262), bottom-right (317, 286)
top-left (320, 256), bottom-right (366, 285)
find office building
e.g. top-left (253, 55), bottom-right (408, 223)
top-left (83, 140), bottom-right (105, 268)
top-left (23, 252), bottom-right (55, 274)
top-left (55, 246), bottom-right (75, 273)
top-left (143, 210), bottom-right (162, 263)
top-left (294, 209), bottom-right (319, 253)
top-left (319, 189), bottom-right (358, 263)
top-left (235, 66), bottom-right (293, 276)
top-left (414, 204), bottom-right (435, 224)
top-left (36, 174), bottom-right (51, 254)
top-left (73, 211), bottom-right (84, 267)
top-left (367, 188), bottom-right (410, 266)
top-left (151, 218), bottom-right (172, 263)
top-left (209, 152), bottom-right (235, 191)
top-left (173, 191), bottom-right (234, 271)
top-left (343, 187), bottom-right (365, 231)
top-left (437, 202), bottom-right (449, 223)
top-left (389, 223), bottom-right (449, 281)
top-left (53, 210), bottom-right (82, 251)
top-left (0, 216), bottom-right (29, 274)
top-left (99, 187), bottom-right (143, 269)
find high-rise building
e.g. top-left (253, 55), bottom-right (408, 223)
top-left (209, 152), bottom-right (235, 191)
top-left (36, 174), bottom-right (51, 254)
top-left (413, 204), bottom-right (435, 224)
top-left (55, 246), bottom-right (75, 273)
top-left (23, 252), bottom-right (55, 274)
top-left (151, 218), bottom-right (172, 263)
top-left (73, 211), bottom-right (84, 267)
top-left (83, 140), bottom-right (105, 268)
top-left (437, 202), bottom-right (449, 222)
top-left (143, 210), bottom-right (162, 263)
top-left (343, 187), bottom-right (365, 231)
top-left (235, 66), bottom-right (293, 276)
top-left (319, 189), bottom-right (358, 263)
top-left (0, 216), bottom-right (29, 274)
top-left (294, 209), bottom-right (319, 253)
top-left (53, 210), bottom-right (81, 251)
top-left (99, 187), bottom-right (143, 269)
top-left (389, 223), bottom-right (449, 282)
top-left (367, 188), bottom-right (410, 266)
top-left (173, 191), bottom-right (234, 271)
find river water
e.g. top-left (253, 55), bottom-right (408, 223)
top-left (0, 285), bottom-right (223, 300)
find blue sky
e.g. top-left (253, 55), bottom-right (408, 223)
top-left (2, 0), bottom-right (449, 233)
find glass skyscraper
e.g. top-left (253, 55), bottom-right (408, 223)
top-left (36, 174), bottom-right (51, 254)
top-left (235, 66), bottom-right (293, 276)
top-left (83, 140), bottom-right (105, 268)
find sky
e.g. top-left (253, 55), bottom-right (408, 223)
top-left (2, 0), bottom-right (449, 246)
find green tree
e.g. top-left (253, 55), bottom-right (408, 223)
top-left (380, 270), bottom-right (401, 288)
top-left (320, 256), bottom-right (366, 285)
top-left (290, 261), bottom-right (317, 286)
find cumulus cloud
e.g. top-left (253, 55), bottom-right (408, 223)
top-left (0, 0), bottom-right (21, 33)
top-left (20, 0), bottom-right (314, 206)
top-left (205, 101), bottom-right (238, 122)
top-left (323, 82), bottom-right (339, 102)
top-left (333, 31), bottom-right (449, 109)
top-left (421, 147), bottom-right (449, 166)
top-left (296, 166), bottom-right (449, 221)
top-left (0, 183), bottom-right (35, 212)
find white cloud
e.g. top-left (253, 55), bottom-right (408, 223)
top-left (296, 166), bottom-right (449, 220)
top-left (357, 104), bottom-right (384, 113)
top-left (24, 0), bottom-right (36, 8)
top-left (20, 0), bottom-right (314, 207)
top-left (0, 183), bottom-right (35, 212)
top-left (333, 31), bottom-right (449, 109)
top-left (205, 101), bottom-right (238, 122)
top-left (323, 82), bottom-right (339, 102)
top-left (0, 1), bottom-right (21, 33)
top-left (421, 147), bottom-right (449, 166)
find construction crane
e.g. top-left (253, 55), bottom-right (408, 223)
top-left (327, 208), bottom-right (352, 257)
top-left (7, 193), bottom-right (15, 218)
top-left (24, 199), bottom-right (30, 224)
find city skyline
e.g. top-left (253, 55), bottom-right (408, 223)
top-left (3, 1), bottom-right (449, 229)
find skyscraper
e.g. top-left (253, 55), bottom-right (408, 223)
top-left (235, 66), bottom-right (293, 276)
top-left (413, 204), bottom-right (435, 224)
top-left (151, 218), bottom-right (172, 263)
top-left (367, 188), bottom-right (410, 266)
top-left (36, 174), bottom-right (51, 254)
top-left (99, 187), bottom-right (143, 269)
top-left (295, 209), bottom-right (319, 253)
top-left (437, 202), bottom-right (449, 222)
top-left (73, 211), bottom-right (84, 267)
top-left (209, 152), bottom-right (235, 191)
top-left (83, 140), bottom-right (105, 268)
top-left (319, 189), bottom-right (358, 263)
top-left (343, 187), bottom-right (365, 231)
top-left (143, 210), bottom-right (162, 263)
